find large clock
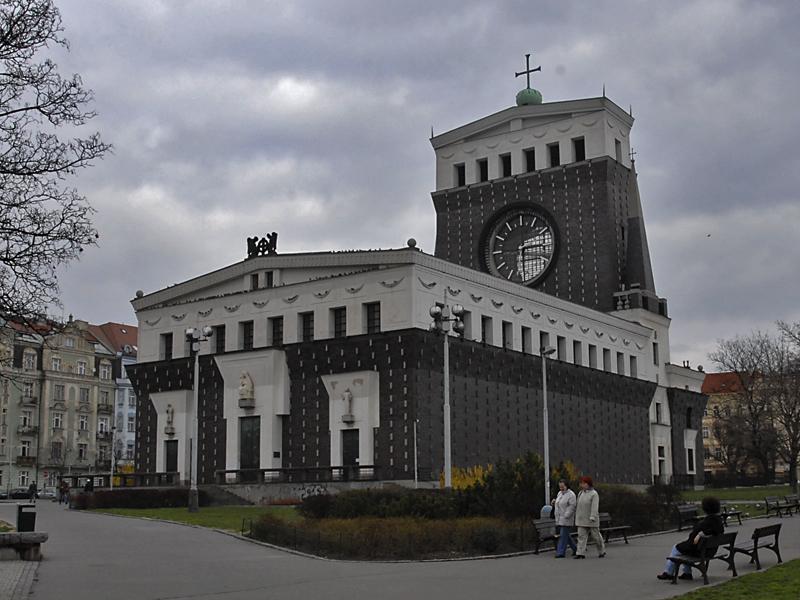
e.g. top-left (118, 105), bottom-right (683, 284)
top-left (482, 206), bottom-right (557, 285)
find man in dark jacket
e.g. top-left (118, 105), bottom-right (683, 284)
top-left (657, 497), bottom-right (724, 581)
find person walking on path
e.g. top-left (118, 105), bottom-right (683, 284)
top-left (574, 476), bottom-right (605, 559)
top-left (552, 479), bottom-right (577, 558)
top-left (657, 497), bottom-right (724, 581)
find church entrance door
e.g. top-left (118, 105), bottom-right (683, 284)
top-left (341, 428), bottom-right (359, 480)
top-left (239, 416), bottom-right (260, 483)
top-left (165, 440), bottom-right (178, 473)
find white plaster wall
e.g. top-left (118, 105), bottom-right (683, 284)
top-left (149, 390), bottom-right (192, 480)
top-left (435, 109), bottom-right (631, 190)
top-left (684, 428), bottom-right (698, 474)
top-left (214, 349), bottom-right (290, 475)
top-left (322, 371), bottom-right (380, 467)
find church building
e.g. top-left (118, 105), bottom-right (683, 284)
top-left (128, 63), bottom-right (707, 491)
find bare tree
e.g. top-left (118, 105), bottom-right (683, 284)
top-left (775, 321), bottom-right (800, 489)
top-left (709, 410), bottom-right (750, 477)
top-left (709, 333), bottom-right (779, 480)
top-left (0, 0), bottom-right (109, 331)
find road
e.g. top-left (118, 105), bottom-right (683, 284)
top-left (0, 501), bottom-right (797, 600)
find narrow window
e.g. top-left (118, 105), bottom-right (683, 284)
top-left (524, 148), bottom-right (536, 172)
top-left (499, 153), bottom-right (512, 177)
top-left (573, 340), bottom-right (583, 366)
top-left (602, 348), bottom-right (611, 371)
top-left (240, 320), bottom-right (254, 350)
top-left (300, 312), bottom-right (314, 342)
top-left (652, 342), bottom-right (659, 366)
top-left (615, 139), bottom-right (622, 162)
top-left (629, 355), bottom-right (638, 378)
top-left (364, 302), bottom-right (381, 334)
top-left (556, 336), bottom-right (566, 361)
top-left (687, 448), bottom-right (695, 473)
top-left (332, 307), bottom-right (347, 338)
top-left (79, 387), bottom-right (89, 404)
top-left (454, 163), bottom-right (466, 187)
top-left (572, 137), bottom-right (586, 162)
top-left (481, 316), bottom-right (493, 344)
top-left (548, 143), bottom-right (560, 167)
top-left (539, 331), bottom-right (550, 353)
top-left (214, 325), bottom-right (226, 354)
top-left (702, 427), bottom-right (709, 439)
top-left (264, 271), bottom-right (275, 288)
top-left (250, 273), bottom-right (259, 290)
top-left (616, 352), bottom-right (626, 375)
top-left (521, 326), bottom-right (532, 354)
top-left (160, 333), bottom-right (173, 361)
top-left (269, 316), bottom-right (284, 346)
top-left (477, 158), bottom-right (488, 182)
top-left (502, 321), bottom-right (513, 349)
top-left (460, 310), bottom-right (472, 340)
top-left (588, 345), bottom-right (598, 369)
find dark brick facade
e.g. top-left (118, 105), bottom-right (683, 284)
top-left (667, 388), bottom-right (709, 487)
top-left (432, 157), bottom-right (642, 313)
top-left (130, 329), bottom-right (672, 485)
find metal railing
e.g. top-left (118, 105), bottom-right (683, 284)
top-left (214, 465), bottom-right (381, 485)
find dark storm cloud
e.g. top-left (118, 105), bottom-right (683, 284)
top-left (50, 0), bottom-right (800, 368)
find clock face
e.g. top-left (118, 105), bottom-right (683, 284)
top-left (483, 207), bottom-right (557, 285)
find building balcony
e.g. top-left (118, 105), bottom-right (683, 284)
top-left (96, 431), bottom-right (112, 441)
top-left (16, 455), bottom-right (36, 467)
top-left (97, 403), bottom-right (113, 414)
top-left (95, 459), bottom-right (111, 471)
top-left (17, 424), bottom-right (38, 436)
top-left (18, 396), bottom-right (38, 406)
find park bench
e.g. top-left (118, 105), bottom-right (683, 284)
top-left (732, 523), bottom-right (782, 570)
top-left (783, 495), bottom-right (799, 514)
top-left (599, 512), bottom-right (631, 543)
top-left (764, 496), bottom-right (792, 518)
top-left (720, 502), bottom-right (743, 527)
top-left (666, 531), bottom-right (738, 585)
top-left (676, 504), bottom-right (701, 530)
top-left (531, 518), bottom-right (558, 554)
top-left (0, 532), bottom-right (49, 561)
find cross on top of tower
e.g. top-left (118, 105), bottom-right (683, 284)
top-left (515, 53), bottom-right (541, 89)
top-left (514, 52), bottom-right (543, 106)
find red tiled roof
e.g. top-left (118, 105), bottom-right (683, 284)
top-left (88, 322), bottom-right (138, 356)
top-left (702, 372), bottom-right (744, 394)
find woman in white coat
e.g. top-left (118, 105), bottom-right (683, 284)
top-left (552, 479), bottom-right (577, 558)
top-left (574, 476), bottom-right (606, 559)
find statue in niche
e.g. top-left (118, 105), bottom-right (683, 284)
top-left (238, 371), bottom-right (255, 408)
top-left (164, 403), bottom-right (175, 436)
top-left (341, 388), bottom-right (354, 424)
top-left (239, 371), bottom-right (255, 399)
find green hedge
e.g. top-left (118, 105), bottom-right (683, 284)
top-left (251, 514), bottom-right (533, 559)
top-left (71, 488), bottom-right (210, 510)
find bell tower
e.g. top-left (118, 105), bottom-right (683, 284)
top-left (429, 56), bottom-right (666, 316)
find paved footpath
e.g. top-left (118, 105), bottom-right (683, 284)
top-left (1, 501), bottom-right (798, 600)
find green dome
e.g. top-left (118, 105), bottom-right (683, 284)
top-left (516, 88), bottom-right (542, 106)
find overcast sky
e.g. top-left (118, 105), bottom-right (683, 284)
top-left (50, 0), bottom-right (800, 370)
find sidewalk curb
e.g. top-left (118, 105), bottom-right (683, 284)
top-left (77, 508), bottom-right (758, 565)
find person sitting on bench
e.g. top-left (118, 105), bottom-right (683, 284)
top-left (657, 497), bottom-right (724, 581)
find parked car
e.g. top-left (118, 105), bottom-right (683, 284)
top-left (9, 488), bottom-right (31, 499)
top-left (38, 488), bottom-right (56, 500)
top-left (0, 490), bottom-right (7, 500)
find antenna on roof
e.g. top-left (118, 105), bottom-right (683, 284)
top-left (602, 83), bottom-right (605, 97)
top-left (629, 104), bottom-right (633, 117)
top-left (430, 125), bottom-right (434, 138)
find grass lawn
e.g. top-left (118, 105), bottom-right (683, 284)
top-left (94, 505), bottom-right (299, 532)
top-left (682, 485), bottom-right (796, 502)
top-left (676, 559), bottom-right (800, 599)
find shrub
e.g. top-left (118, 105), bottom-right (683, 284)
top-left (298, 493), bottom-right (333, 519)
top-left (250, 514), bottom-right (525, 559)
top-left (71, 488), bottom-right (210, 510)
top-left (322, 489), bottom-right (458, 520)
top-left (595, 484), bottom-right (675, 533)
top-left (469, 526), bottom-right (500, 554)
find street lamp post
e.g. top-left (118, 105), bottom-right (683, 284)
top-left (110, 425), bottom-right (116, 490)
top-left (185, 326), bottom-right (214, 513)
top-left (541, 346), bottom-right (556, 510)
top-left (429, 294), bottom-right (465, 489)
